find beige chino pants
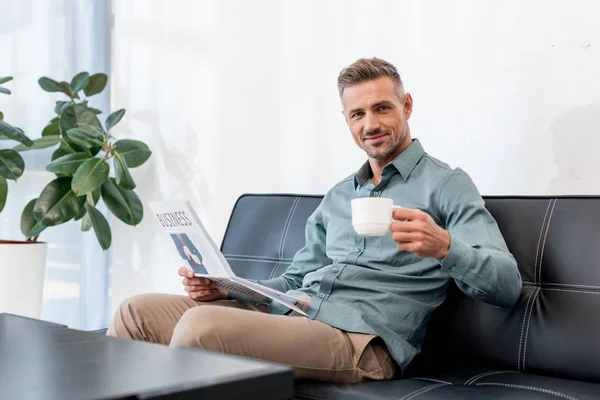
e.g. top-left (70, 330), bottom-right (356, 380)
top-left (107, 294), bottom-right (395, 384)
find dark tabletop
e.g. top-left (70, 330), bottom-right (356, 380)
top-left (0, 313), bottom-right (292, 400)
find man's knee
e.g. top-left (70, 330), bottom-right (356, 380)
top-left (107, 293), bottom-right (164, 339)
top-left (170, 305), bottom-right (236, 350)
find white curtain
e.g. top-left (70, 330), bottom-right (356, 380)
top-left (0, 0), bottom-right (112, 329)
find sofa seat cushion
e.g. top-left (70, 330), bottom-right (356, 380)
top-left (293, 370), bottom-right (600, 399)
top-left (293, 378), bottom-right (438, 400)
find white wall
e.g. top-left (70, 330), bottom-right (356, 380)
top-left (109, 0), bottom-right (600, 311)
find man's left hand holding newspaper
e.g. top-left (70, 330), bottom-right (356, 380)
top-left (179, 267), bottom-right (228, 302)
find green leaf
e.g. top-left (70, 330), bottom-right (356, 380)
top-left (0, 76), bottom-right (13, 85)
top-left (113, 152), bottom-right (136, 190)
top-left (42, 118), bottom-right (60, 137)
top-left (39, 77), bottom-right (71, 96)
top-left (46, 152), bottom-right (92, 175)
top-left (0, 149), bottom-right (25, 180)
top-left (64, 127), bottom-right (104, 149)
top-left (112, 139), bottom-right (151, 168)
top-left (21, 198), bottom-right (47, 237)
top-left (55, 101), bottom-right (70, 115)
top-left (0, 120), bottom-right (34, 147)
top-left (0, 111), bottom-right (3, 120)
top-left (75, 123), bottom-right (105, 136)
top-left (105, 109), bottom-right (125, 131)
top-left (70, 72), bottom-right (90, 94)
top-left (34, 177), bottom-right (84, 226)
top-left (75, 187), bottom-right (100, 222)
top-left (83, 73), bottom-right (108, 97)
top-left (72, 158), bottom-right (110, 196)
top-left (81, 212), bottom-right (92, 231)
top-left (101, 178), bottom-right (143, 226)
top-left (75, 206), bottom-right (86, 222)
top-left (88, 107), bottom-right (102, 114)
top-left (52, 141), bottom-right (77, 161)
top-left (89, 188), bottom-right (100, 205)
top-left (84, 202), bottom-right (111, 250)
top-left (13, 135), bottom-right (61, 152)
top-left (60, 104), bottom-right (102, 133)
top-left (0, 86), bottom-right (11, 95)
top-left (60, 104), bottom-right (103, 152)
top-left (0, 176), bottom-right (7, 212)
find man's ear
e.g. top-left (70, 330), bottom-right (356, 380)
top-left (404, 93), bottom-right (413, 120)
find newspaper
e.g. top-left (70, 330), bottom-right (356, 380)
top-left (149, 200), bottom-right (308, 316)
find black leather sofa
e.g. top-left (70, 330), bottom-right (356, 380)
top-left (221, 194), bottom-right (600, 399)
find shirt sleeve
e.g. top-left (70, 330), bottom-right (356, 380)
top-left (436, 169), bottom-right (522, 308)
top-left (256, 205), bottom-right (332, 293)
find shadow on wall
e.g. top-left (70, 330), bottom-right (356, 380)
top-left (109, 109), bottom-right (217, 303)
top-left (547, 105), bottom-right (600, 195)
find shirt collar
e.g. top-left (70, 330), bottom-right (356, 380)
top-left (353, 139), bottom-right (425, 189)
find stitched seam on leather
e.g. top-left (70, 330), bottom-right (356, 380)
top-left (410, 377), bottom-right (453, 385)
top-left (399, 383), bottom-right (448, 400)
top-left (476, 383), bottom-right (578, 400)
top-left (517, 289), bottom-right (536, 371)
top-left (534, 199), bottom-right (553, 284)
top-left (404, 383), bottom-right (448, 400)
top-left (269, 197), bottom-right (300, 280)
top-left (522, 287), bottom-right (541, 371)
top-left (537, 288), bottom-right (600, 295)
top-left (538, 199), bottom-right (557, 283)
top-left (223, 254), bottom-right (294, 262)
top-left (279, 197), bottom-right (300, 259)
top-left (522, 281), bottom-right (600, 290)
top-left (465, 370), bottom-right (516, 385)
top-left (269, 261), bottom-right (280, 279)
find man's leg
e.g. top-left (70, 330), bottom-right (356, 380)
top-left (106, 293), bottom-right (267, 344)
top-left (170, 306), bottom-right (395, 384)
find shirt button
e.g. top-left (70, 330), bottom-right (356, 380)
top-left (332, 267), bottom-right (339, 273)
top-left (319, 293), bottom-right (325, 299)
top-left (356, 248), bottom-right (362, 253)
top-left (449, 265), bottom-right (456, 272)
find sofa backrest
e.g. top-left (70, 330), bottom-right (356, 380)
top-left (221, 194), bottom-right (600, 382)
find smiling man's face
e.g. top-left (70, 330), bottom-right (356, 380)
top-left (342, 76), bottom-right (413, 164)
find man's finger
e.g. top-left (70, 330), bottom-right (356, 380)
top-left (182, 276), bottom-right (213, 286)
top-left (189, 289), bottom-right (226, 302)
top-left (397, 242), bottom-right (419, 253)
top-left (391, 232), bottom-right (415, 243)
top-left (390, 220), bottom-right (420, 233)
top-left (178, 266), bottom-right (195, 279)
top-left (392, 208), bottom-right (423, 221)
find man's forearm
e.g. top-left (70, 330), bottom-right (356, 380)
top-left (256, 275), bottom-right (300, 293)
top-left (440, 234), bottom-right (522, 307)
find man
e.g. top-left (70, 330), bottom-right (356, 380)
top-left (107, 58), bottom-right (522, 384)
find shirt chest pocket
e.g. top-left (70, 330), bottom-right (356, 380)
top-left (325, 220), bottom-right (353, 256)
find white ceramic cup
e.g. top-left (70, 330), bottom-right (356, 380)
top-left (351, 197), bottom-right (402, 236)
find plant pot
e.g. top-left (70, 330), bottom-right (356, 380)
top-left (0, 240), bottom-right (47, 318)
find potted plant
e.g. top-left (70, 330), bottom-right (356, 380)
top-left (0, 72), bottom-right (152, 318)
top-left (0, 75), bottom-right (43, 318)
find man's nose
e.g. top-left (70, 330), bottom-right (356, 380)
top-left (364, 112), bottom-right (381, 133)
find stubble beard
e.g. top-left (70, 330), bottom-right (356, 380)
top-left (364, 129), bottom-right (407, 161)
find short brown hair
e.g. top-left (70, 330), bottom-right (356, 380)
top-left (337, 57), bottom-right (404, 97)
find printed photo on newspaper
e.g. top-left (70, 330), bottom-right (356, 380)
top-left (149, 200), bottom-right (308, 316)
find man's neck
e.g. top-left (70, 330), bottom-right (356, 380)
top-left (369, 139), bottom-right (412, 185)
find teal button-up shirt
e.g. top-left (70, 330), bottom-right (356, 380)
top-left (258, 139), bottom-right (522, 373)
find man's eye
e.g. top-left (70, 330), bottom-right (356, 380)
top-left (351, 112), bottom-right (363, 118)
top-left (377, 106), bottom-right (390, 112)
